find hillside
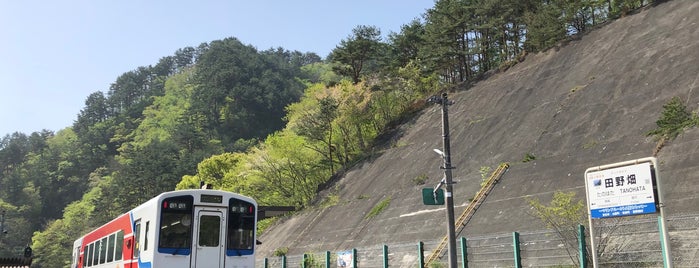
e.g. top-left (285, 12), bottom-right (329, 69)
top-left (256, 0), bottom-right (699, 263)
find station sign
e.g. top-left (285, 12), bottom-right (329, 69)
top-left (585, 161), bottom-right (658, 218)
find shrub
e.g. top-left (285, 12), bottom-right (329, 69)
top-left (646, 96), bottom-right (698, 141)
top-left (303, 252), bottom-right (324, 268)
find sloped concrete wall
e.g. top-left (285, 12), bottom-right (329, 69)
top-left (256, 1), bottom-right (699, 262)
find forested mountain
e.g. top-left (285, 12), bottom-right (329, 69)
top-left (0, 0), bottom-right (663, 266)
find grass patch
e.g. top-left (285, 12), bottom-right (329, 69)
top-left (570, 85), bottom-right (586, 93)
top-left (479, 166), bottom-right (492, 187)
top-left (429, 262), bottom-right (446, 268)
top-left (469, 115), bottom-right (486, 125)
top-left (582, 139), bottom-right (598, 149)
top-left (522, 152), bottom-right (536, 162)
top-left (393, 140), bottom-right (408, 148)
top-left (365, 196), bottom-right (391, 219)
top-left (321, 193), bottom-right (340, 208)
top-left (273, 247), bottom-right (289, 256)
top-left (412, 173), bottom-right (428, 185)
top-left (257, 218), bottom-right (276, 234)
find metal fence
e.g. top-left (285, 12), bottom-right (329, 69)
top-left (257, 214), bottom-right (699, 268)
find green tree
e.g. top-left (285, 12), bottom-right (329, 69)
top-left (192, 38), bottom-right (305, 146)
top-left (112, 139), bottom-right (182, 208)
top-left (524, 2), bottom-right (567, 52)
top-left (131, 69), bottom-right (194, 147)
top-left (527, 191), bottom-right (588, 266)
top-left (287, 85), bottom-right (339, 174)
top-left (26, 129), bottom-right (89, 223)
top-left (176, 152), bottom-right (244, 190)
top-left (332, 81), bottom-right (375, 167)
top-left (0, 132), bottom-right (30, 174)
top-left (608, 0), bottom-right (644, 18)
top-left (301, 62), bottom-right (343, 86)
top-left (423, 0), bottom-right (476, 82)
top-left (387, 19), bottom-right (427, 70)
top-left (0, 202), bottom-right (31, 256)
top-left (647, 96), bottom-right (698, 141)
top-left (244, 132), bottom-right (326, 207)
top-left (32, 187), bottom-right (100, 268)
top-left (330, 25), bottom-right (383, 84)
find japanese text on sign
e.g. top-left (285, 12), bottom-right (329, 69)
top-left (586, 162), bottom-right (657, 218)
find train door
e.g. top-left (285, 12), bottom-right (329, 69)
top-left (193, 207), bottom-right (226, 268)
top-left (127, 219), bottom-right (141, 268)
top-left (72, 245), bottom-right (80, 268)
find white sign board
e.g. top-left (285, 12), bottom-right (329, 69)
top-left (585, 162), bottom-right (657, 218)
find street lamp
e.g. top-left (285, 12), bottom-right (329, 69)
top-left (427, 93), bottom-right (457, 268)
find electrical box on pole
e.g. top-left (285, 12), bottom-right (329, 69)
top-left (422, 188), bottom-right (445, 205)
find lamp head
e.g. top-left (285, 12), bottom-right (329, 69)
top-left (433, 149), bottom-right (445, 157)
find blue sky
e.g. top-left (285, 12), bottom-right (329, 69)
top-left (0, 0), bottom-right (433, 137)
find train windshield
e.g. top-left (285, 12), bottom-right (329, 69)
top-left (158, 195), bottom-right (193, 254)
top-left (227, 198), bottom-right (256, 254)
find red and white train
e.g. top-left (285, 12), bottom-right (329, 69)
top-left (71, 189), bottom-right (257, 268)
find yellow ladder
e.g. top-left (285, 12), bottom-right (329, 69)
top-left (424, 163), bottom-right (509, 266)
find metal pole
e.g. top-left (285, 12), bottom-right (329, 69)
top-left (383, 244), bottom-right (389, 268)
top-left (460, 237), bottom-right (468, 268)
top-left (326, 251), bottom-right (331, 268)
top-left (418, 241), bottom-right (425, 268)
top-left (652, 157), bottom-right (673, 268)
top-left (513, 232), bottom-right (522, 268)
top-left (585, 188), bottom-right (599, 268)
top-left (578, 225), bottom-right (587, 268)
top-left (0, 210), bottom-right (5, 244)
top-left (439, 93), bottom-right (458, 268)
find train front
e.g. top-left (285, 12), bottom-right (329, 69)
top-left (154, 191), bottom-right (257, 268)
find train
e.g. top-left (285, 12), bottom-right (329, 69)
top-left (71, 189), bottom-right (257, 268)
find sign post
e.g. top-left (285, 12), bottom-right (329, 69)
top-left (584, 157), bottom-right (672, 268)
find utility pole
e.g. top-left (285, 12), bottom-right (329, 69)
top-left (0, 210), bottom-right (6, 244)
top-left (428, 92), bottom-right (457, 268)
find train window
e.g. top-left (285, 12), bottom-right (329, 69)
top-left (227, 199), bottom-right (255, 252)
top-left (86, 243), bottom-right (93, 267)
top-left (92, 243), bottom-right (97, 266)
top-left (159, 195), bottom-right (193, 253)
top-left (99, 237), bottom-right (107, 264)
top-left (198, 215), bottom-right (221, 247)
top-left (115, 231), bottom-right (124, 260)
top-left (107, 234), bottom-right (115, 262)
top-left (159, 213), bottom-right (192, 249)
top-left (134, 220), bottom-right (141, 259)
top-left (145, 221), bottom-right (150, 251)
top-left (92, 240), bottom-right (100, 266)
top-left (72, 246), bottom-right (79, 268)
